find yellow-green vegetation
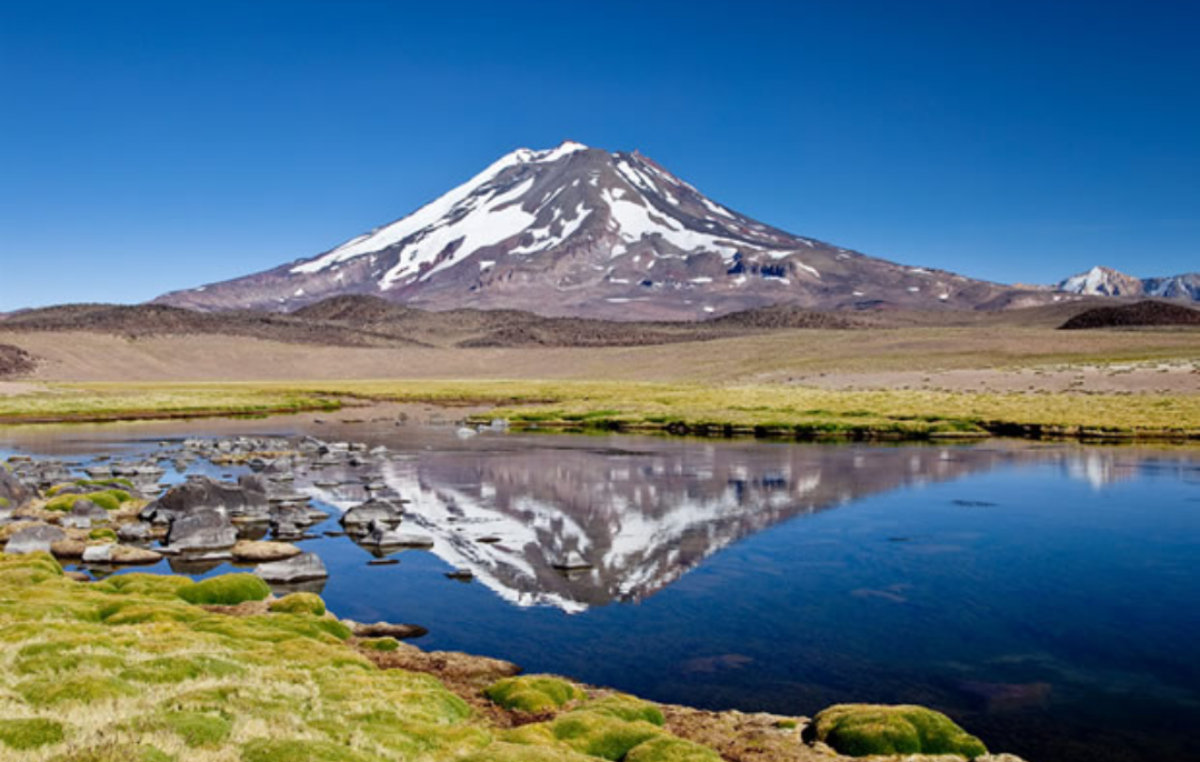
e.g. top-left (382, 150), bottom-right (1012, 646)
top-left (47, 478), bottom-right (135, 495)
top-left (500, 700), bottom-right (719, 762)
top-left (361, 637), bottom-right (401, 652)
top-left (485, 675), bottom-right (586, 713)
top-left (175, 573), bottom-right (271, 606)
top-left (268, 591), bottom-right (326, 616)
top-left (812, 704), bottom-right (988, 759)
top-left (0, 383), bottom-right (341, 424)
top-left (44, 490), bottom-right (129, 512)
top-left (0, 554), bottom-right (727, 761)
top-left (2, 379), bottom-right (1197, 439)
top-left (0, 718), bottom-right (65, 750)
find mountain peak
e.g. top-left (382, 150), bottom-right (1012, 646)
top-left (155, 143), bottom-right (1020, 318)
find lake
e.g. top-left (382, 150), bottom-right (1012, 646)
top-left (2, 415), bottom-right (1198, 762)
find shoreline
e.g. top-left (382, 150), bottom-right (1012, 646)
top-left (0, 552), bottom-right (1020, 761)
top-left (0, 382), bottom-right (1197, 445)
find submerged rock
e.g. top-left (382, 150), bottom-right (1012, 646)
top-left (255, 552), bottom-right (328, 583)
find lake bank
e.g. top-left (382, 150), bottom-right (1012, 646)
top-left (1, 380), bottom-right (1198, 443)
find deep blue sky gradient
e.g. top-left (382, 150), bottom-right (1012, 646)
top-left (1, 0), bottom-right (1197, 309)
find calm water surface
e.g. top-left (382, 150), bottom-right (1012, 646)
top-left (2, 417), bottom-right (1198, 762)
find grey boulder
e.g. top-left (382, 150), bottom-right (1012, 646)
top-left (255, 552), bottom-right (328, 583)
top-left (166, 510), bottom-right (237, 551)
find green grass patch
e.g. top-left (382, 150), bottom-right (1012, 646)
top-left (485, 675), bottom-right (585, 713)
top-left (813, 704), bottom-right (988, 758)
top-left (0, 718), bottom-right (65, 750)
top-left (176, 573), bottom-right (270, 606)
top-left (268, 592), bottom-right (326, 616)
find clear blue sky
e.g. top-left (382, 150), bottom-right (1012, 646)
top-left (2, 0), bottom-right (1197, 309)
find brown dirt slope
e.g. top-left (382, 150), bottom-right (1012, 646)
top-left (1060, 300), bottom-right (1200, 329)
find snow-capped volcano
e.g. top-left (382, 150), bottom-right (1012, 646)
top-left (156, 141), bottom-right (1015, 318)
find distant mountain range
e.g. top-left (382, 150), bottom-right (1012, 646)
top-left (155, 141), bottom-right (1033, 319)
top-left (1055, 265), bottom-right (1200, 301)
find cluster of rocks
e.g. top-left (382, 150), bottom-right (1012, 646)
top-left (2, 432), bottom-right (449, 593)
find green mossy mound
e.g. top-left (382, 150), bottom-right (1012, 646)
top-left (176, 573), bottom-right (270, 606)
top-left (242, 738), bottom-right (380, 762)
top-left (624, 736), bottom-right (723, 762)
top-left (269, 591), bottom-right (327, 616)
top-left (120, 654), bottom-right (244, 684)
top-left (583, 694), bottom-right (665, 726)
top-left (16, 674), bottom-right (138, 706)
top-left (0, 718), bottom-right (65, 750)
top-left (548, 711), bottom-right (663, 760)
top-left (463, 742), bottom-right (598, 762)
top-left (361, 636), bottom-right (401, 652)
top-left (485, 675), bottom-right (585, 713)
top-left (160, 709), bottom-right (233, 747)
top-left (49, 744), bottom-right (172, 762)
top-left (89, 527), bottom-right (118, 541)
top-left (44, 490), bottom-right (127, 512)
top-left (47, 478), bottom-right (134, 496)
top-left (93, 572), bottom-right (194, 599)
top-left (812, 704), bottom-right (988, 758)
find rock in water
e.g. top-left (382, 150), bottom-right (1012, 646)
top-left (117, 522), bottom-right (150, 542)
top-left (4, 524), bottom-right (66, 554)
top-left (361, 520), bottom-right (434, 548)
top-left (166, 510), bottom-right (237, 552)
top-left (340, 498), bottom-right (404, 534)
top-left (0, 467), bottom-right (33, 511)
top-left (232, 540), bottom-right (302, 562)
top-left (81, 544), bottom-right (114, 563)
top-left (141, 475), bottom-right (269, 524)
top-left (255, 552), bottom-right (328, 583)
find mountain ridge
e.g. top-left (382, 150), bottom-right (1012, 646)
top-left (1056, 265), bottom-right (1200, 302)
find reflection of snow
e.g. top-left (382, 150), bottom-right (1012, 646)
top-left (301, 443), bottom-right (1039, 614)
top-left (1063, 452), bottom-right (1138, 490)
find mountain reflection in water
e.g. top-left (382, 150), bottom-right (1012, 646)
top-left (293, 437), bottom-right (1175, 613)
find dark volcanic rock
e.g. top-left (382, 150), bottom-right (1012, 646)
top-left (1060, 300), bottom-right (1200, 329)
top-left (142, 476), bottom-right (269, 524)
